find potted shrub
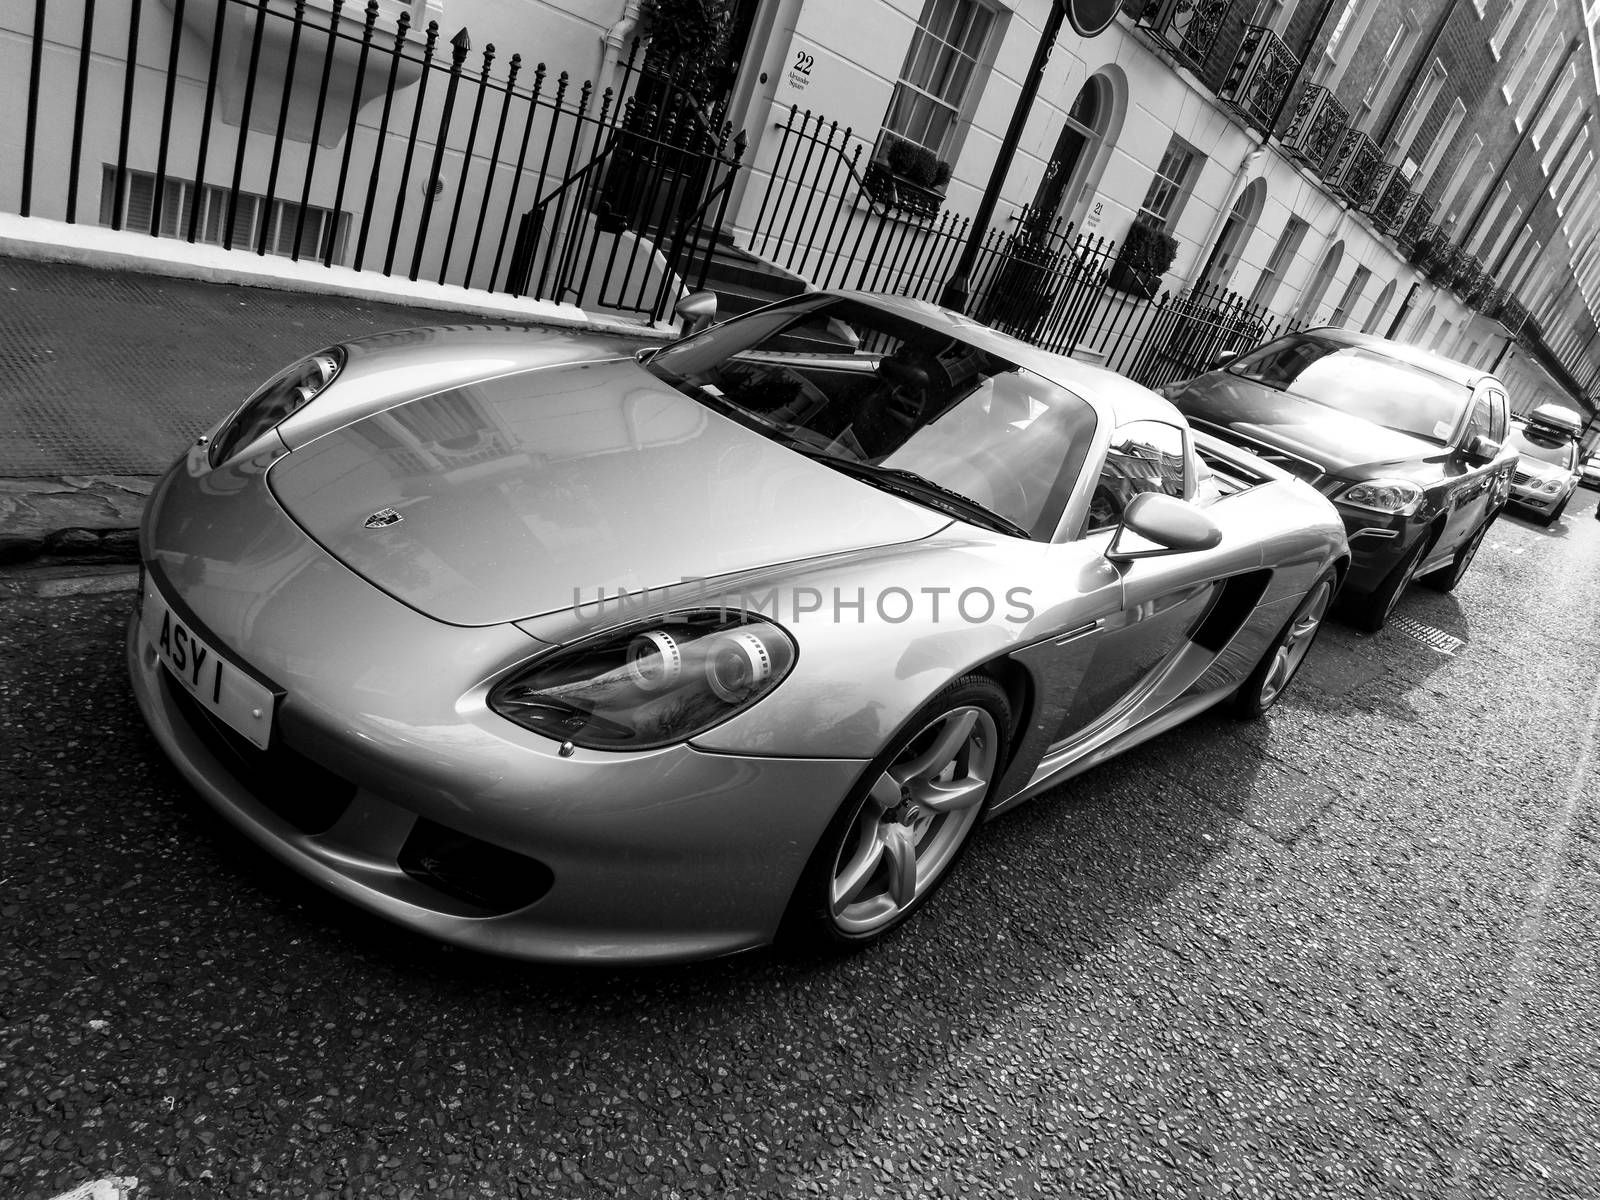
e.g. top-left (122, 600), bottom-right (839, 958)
top-left (865, 133), bottom-right (952, 215)
top-left (1108, 219), bottom-right (1178, 298)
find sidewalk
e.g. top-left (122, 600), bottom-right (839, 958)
top-left (0, 256), bottom-right (625, 566)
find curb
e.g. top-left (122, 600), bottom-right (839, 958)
top-left (0, 476), bottom-right (151, 568)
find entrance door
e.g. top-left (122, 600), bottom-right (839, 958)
top-left (1030, 78), bottom-right (1104, 228)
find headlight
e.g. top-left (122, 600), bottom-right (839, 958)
top-left (208, 348), bottom-right (344, 467)
top-left (1539, 479), bottom-right (1563, 495)
top-left (488, 612), bottom-right (796, 750)
top-left (1334, 478), bottom-right (1424, 516)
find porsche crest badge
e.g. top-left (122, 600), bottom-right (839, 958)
top-left (363, 508), bottom-right (403, 529)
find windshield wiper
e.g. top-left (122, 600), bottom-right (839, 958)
top-left (790, 447), bottom-right (1030, 538)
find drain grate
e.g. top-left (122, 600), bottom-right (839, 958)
top-left (1389, 613), bottom-right (1464, 655)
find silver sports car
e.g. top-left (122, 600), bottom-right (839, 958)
top-left (128, 291), bottom-right (1348, 963)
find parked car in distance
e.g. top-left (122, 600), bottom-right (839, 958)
top-left (1165, 328), bottom-right (1518, 632)
top-left (1505, 420), bottom-right (1581, 525)
top-left (126, 290), bottom-right (1349, 964)
top-left (1580, 454), bottom-right (1600, 490)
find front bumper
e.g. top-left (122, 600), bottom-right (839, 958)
top-left (1333, 509), bottom-right (1419, 596)
top-left (1507, 483), bottom-right (1565, 512)
top-left (127, 581), bottom-right (865, 965)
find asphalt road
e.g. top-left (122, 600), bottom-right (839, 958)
top-left (4, 494), bottom-right (1599, 1200)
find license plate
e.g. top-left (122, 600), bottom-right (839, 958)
top-left (141, 581), bottom-right (277, 750)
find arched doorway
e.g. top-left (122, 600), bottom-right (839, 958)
top-left (1294, 240), bottom-right (1344, 323)
top-left (1198, 179), bottom-right (1266, 294)
top-left (1031, 76), bottom-right (1110, 228)
top-left (1362, 279), bottom-right (1396, 332)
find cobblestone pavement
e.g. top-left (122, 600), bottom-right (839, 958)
top-left (3, 494), bottom-right (1598, 1199)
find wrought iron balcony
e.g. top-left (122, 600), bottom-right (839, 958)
top-left (1365, 165), bottom-right (1413, 232)
top-left (1500, 298), bottom-right (1529, 334)
top-left (1324, 129), bottom-right (1383, 207)
top-left (1398, 200), bottom-right (1434, 252)
top-left (1477, 286), bottom-right (1505, 317)
top-left (1219, 25), bottom-right (1299, 134)
top-left (1139, 0), bottom-right (1233, 72)
top-left (1280, 84), bottom-right (1348, 170)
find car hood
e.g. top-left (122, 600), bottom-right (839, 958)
top-left (268, 359), bottom-right (950, 625)
top-left (1174, 373), bottom-right (1446, 480)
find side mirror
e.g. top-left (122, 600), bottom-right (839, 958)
top-left (1106, 492), bottom-right (1223, 562)
top-left (674, 290), bottom-right (718, 335)
top-left (1462, 433), bottom-right (1501, 465)
top-left (1206, 349), bottom-right (1239, 371)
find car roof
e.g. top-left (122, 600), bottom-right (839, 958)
top-left (841, 290), bottom-right (1179, 426)
top-left (1290, 325), bottom-right (1497, 389)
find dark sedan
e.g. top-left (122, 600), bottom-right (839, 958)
top-left (1165, 329), bottom-right (1518, 631)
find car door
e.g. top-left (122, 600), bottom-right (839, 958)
top-left (1051, 419), bottom-right (1221, 748)
top-left (1435, 384), bottom-right (1503, 559)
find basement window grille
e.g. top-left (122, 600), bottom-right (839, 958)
top-left (99, 167), bottom-right (350, 263)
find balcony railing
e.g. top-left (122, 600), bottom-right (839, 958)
top-left (1218, 25), bottom-right (1299, 134)
top-left (1365, 165), bottom-right (1413, 231)
top-left (1500, 298), bottom-right (1529, 334)
top-left (1280, 84), bottom-right (1348, 170)
top-left (1399, 201), bottom-right (1434, 253)
top-left (1139, 0), bottom-right (1233, 72)
top-left (1324, 129), bottom-right (1383, 207)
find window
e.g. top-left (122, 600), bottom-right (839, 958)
top-left (881, 0), bottom-right (997, 162)
top-left (1316, 0), bottom-right (1372, 87)
top-left (1086, 421), bottom-right (1188, 533)
top-left (1468, 183), bottom-right (1513, 253)
top-left (1331, 265), bottom-right (1371, 327)
top-left (1415, 98), bottom-right (1467, 183)
top-left (100, 167), bottom-right (348, 261)
top-left (1388, 62), bottom-right (1446, 166)
top-left (1529, 64), bottom-right (1576, 149)
top-left (1250, 216), bottom-right (1308, 311)
top-left (1136, 136), bottom-right (1203, 232)
top-left (1358, 19), bottom-right (1416, 126)
top-left (1435, 135), bottom-right (1484, 225)
top-left (1501, 1), bottom-right (1556, 105)
top-left (1248, 0), bottom-right (1286, 32)
top-left (1482, 204), bottom-right (1524, 270)
top-left (1488, 2), bottom-right (1518, 58)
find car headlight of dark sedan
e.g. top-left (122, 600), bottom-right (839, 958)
top-left (489, 612), bottom-right (796, 750)
top-left (208, 348), bottom-right (344, 467)
top-left (1332, 478), bottom-right (1423, 517)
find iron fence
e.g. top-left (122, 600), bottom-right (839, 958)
top-left (743, 106), bottom-right (1299, 389)
top-left (7, 0), bottom-right (742, 321)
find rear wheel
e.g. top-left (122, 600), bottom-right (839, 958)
top-left (786, 676), bottom-right (1010, 950)
top-left (1349, 533), bottom-right (1430, 632)
top-left (1419, 517), bottom-right (1491, 593)
top-left (1232, 568), bottom-right (1337, 719)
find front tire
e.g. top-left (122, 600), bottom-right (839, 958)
top-left (1419, 516), bottom-right (1491, 592)
top-left (1349, 532), bottom-right (1430, 632)
top-left (1542, 494), bottom-right (1570, 526)
top-left (786, 676), bottom-right (1011, 950)
top-left (1232, 568), bottom-right (1337, 719)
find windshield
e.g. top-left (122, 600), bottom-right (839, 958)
top-left (1227, 335), bottom-right (1470, 444)
top-left (645, 296), bottom-right (1097, 539)
top-left (1508, 426), bottom-right (1576, 469)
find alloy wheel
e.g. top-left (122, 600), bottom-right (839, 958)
top-left (828, 705), bottom-right (999, 936)
top-left (1258, 578), bottom-right (1333, 707)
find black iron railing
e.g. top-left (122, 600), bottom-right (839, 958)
top-left (7, 0), bottom-right (740, 321)
top-left (1398, 199), bottom-right (1433, 252)
top-left (1219, 24), bottom-right (1298, 134)
top-left (1324, 129), bottom-right (1383, 207)
top-left (1138, 0), bottom-right (1234, 72)
top-left (1279, 85), bottom-right (1348, 172)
